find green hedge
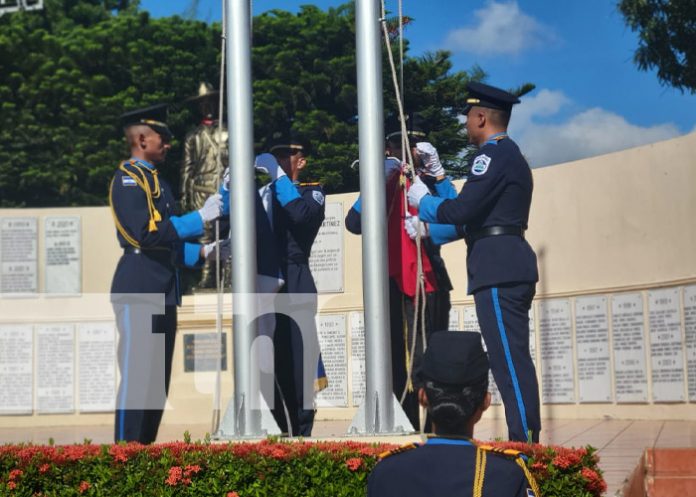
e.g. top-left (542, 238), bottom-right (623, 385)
top-left (0, 436), bottom-right (606, 496)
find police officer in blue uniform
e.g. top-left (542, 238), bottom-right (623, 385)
top-left (345, 116), bottom-right (457, 431)
top-left (110, 104), bottom-right (224, 444)
top-left (367, 331), bottom-right (539, 497)
top-left (408, 82), bottom-right (541, 443)
top-left (254, 133), bottom-right (326, 436)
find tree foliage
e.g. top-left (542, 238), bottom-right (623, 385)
top-left (618, 0), bottom-right (696, 93)
top-left (0, 1), bottom-right (489, 207)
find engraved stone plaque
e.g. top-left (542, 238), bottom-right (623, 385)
top-left (309, 202), bottom-right (344, 294)
top-left (1, 217), bottom-right (38, 294)
top-left (183, 332), bottom-right (227, 372)
top-left (612, 293), bottom-right (648, 402)
top-left (684, 285), bottom-right (696, 402)
top-left (316, 314), bottom-right (348, 408)
top-left (349, 312), bottom-right (365, 406)
top-left (78, 322), bottom-right (116, 412)
top-left (460, 306), bottom-right (500, 404)
top-left (448, 306), bottom-right (461, 330)
top-left (575, 296), bottom-right (612, 403)
top-left (0, 324), bottom-right (33, 414)
top-left (36, 324), bottom-right (74, 413)
top-left (44, 217), bottom-right (81, 294)
top-left (648, 288), bottom-right (685, 402)
top-left (539, 299), bottom-right (575, 403)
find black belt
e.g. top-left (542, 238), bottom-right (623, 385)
top-left (466, 225), bottom-right (524, 243)
top-left (124, 247), bottom-right (171, 255)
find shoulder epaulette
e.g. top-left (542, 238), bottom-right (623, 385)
top-left (477, 444), bottom-right (525, 460)
top-left (299, 182), bottom-right (322, 187)
top-left (377, 442), bottom-right (420, 461)
top-left (476, 445), bottom-right (540, 497)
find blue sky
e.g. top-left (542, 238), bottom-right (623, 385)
top-left (141, 0), bottom-right (696, 167)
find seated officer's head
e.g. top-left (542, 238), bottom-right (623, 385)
top-left (417, 331), bottom-right (491, 436)
top-left (268, 131), bottom-right (312, 180)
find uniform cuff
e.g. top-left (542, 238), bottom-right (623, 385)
top-left (419, 195), bottom-right (444, 223)
top-left (352, 197), bottom-right (362, 213)
top-left (273, 175), bottom-right (301, 206)
top-left (434, 177), bottom-right (457, 199)
top-left (183, 242), bottom-right (203, 267)
top-left (170, 211), bottom-right (204, 239)
top-left (219, 185), bottom-right (230, 216)
top-left (429, 223), bottom-right (460, 246)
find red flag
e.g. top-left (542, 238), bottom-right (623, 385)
top-left (386, 172), bottom-right (438, 297)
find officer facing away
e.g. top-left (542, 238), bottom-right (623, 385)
top-left (408, 82), bottom-right (540, 443)
top-left (110, 104), bottom-right (224, 444)
top-left (367, 331), bottom-right (539, 497)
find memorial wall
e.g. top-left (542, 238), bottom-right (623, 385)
top-left (0, 131), bottom-right (695, 429)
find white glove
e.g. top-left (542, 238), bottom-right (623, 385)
top-left (254, 153), bottom-right (286, 181)
top-left (416, 142), bottom-right (445, 177)
top-left (407, 176), bottom-right (430, 209)
top-left (404, 213), bottom-right (428, 240)
top-left (384, 157), bottom-right (402, 179)
top-left (203, 238), bottom-right (231, 261)
top-left (198, 193), bottom-right (223, 222)
top-left (222, 167), bottom-right (230, 191)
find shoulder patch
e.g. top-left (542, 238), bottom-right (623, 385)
top-left (121, 176), bottom-right (137, 187)
top-left (471, 154), bottom-right (491, 176)
top-left (527, 488), bottom-right (537, 497)
top-left (312, 190), bottom-right (325, 205)
top-left (378, 442), bottom-right (419, 461)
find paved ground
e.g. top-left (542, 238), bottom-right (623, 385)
top-left (2, 418), bottom-right (694, 496)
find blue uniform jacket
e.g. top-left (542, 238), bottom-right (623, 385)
top-left (419, 137), bottom-right (538, 293)
top-left (368, 439), bottom-right (537, 497)
top-left (110, 159), bottom-right (204, 305)
top-left (271, 176), bottom-right (325, 293)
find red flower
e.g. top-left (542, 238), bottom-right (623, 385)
top-left (165, 466), bottom-right (183, 486)
top-left (581, 467), bottom-right (607, 494)
top-left (39, 464), bottom-right (50, 474)
top-left (8, 469), bottom-right (23, 480)
top-left (345, 457), bottom-right (363, 471)
top-left (227, 492), bottom-right (240, 497)
top-left (552, 454), bottom-right (573, 469)
top-left (7, 481), bottom-right (16, 490)
top-left (78, 481), bottom-right (91, 493)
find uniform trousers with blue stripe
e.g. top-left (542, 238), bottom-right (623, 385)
top-left (113, 303), bottom-right (177, 444)
top-left (474, 282), bottom-right (540, 442)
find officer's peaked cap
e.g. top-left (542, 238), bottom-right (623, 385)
top-left (269, 131), bottom-right (312, 156)
top-left (419, 331), bottom-right (489, 386)
top-left (120, 103), bottom-right (172, 141)
top-left (385, 112), bottom-right (428, 142)
top-left (463, 81), bottom-right (520, 115)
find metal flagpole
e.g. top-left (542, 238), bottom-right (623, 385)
top-left (349, 0), bottom-right (414, 435)
top-left (215, 0), bottom-right (271, 438)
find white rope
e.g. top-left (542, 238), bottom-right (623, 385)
top-left (211, 0), bottom-right (227, 436)
top-left (379, 0), bottom-right (429, 413)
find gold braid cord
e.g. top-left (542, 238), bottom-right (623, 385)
top-left (109, 160), bottom-right (163, 248)
top-left (473, 446), bottom-right (487, 497)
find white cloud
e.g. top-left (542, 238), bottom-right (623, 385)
top-left (444, 1), bottom-right (556, 56)
top-left (509, 90), bottom-right (682, 167)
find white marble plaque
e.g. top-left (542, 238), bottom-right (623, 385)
top-left (684, 285), bottom-right (696, 402)
top-left (36, 324), bottom-right (74, 413)
top-left (575, 296), bottom-right (612, 403)
top-left (612, 293), bottom-right (648, 402)
top-left (463, 306), bottom-right (480, 332)
top-left (44, 217), bottom-right (81, 294)
top-left (0, 324), bottom-right (33, 414)
top-left (529, 307), bottom-right (537, 366)
top-left (1, 217), bottom-right (38, 294)
top-left (78, 322), bottom-right (116, 412)
top-left (448, 307), bottom-right (461, 330)
top-left (349, 311), bottom-right (365, 406)
top-left (309, 202), bottom-right (344, 294)
top-left (538, 299), bottom-right (575, 403)
top-left (316, 314), bottom-right (348, 408)
top-left (648, 288), bottom-right (685, 402)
